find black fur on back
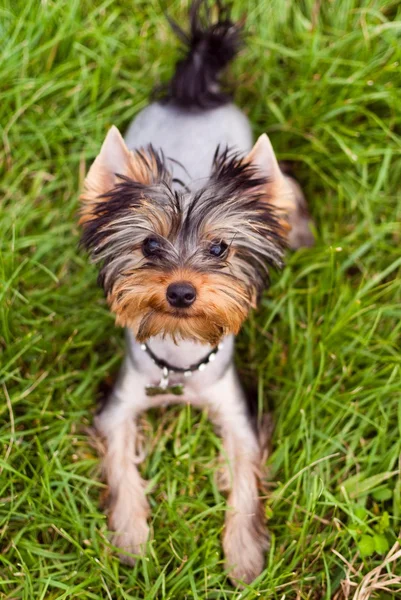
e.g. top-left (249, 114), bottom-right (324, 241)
top-left (161, 0), bottom-right (244, 109)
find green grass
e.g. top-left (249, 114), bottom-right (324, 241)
top-left (1, 0), bottom-right (401, 598)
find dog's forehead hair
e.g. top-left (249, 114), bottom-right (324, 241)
top-left (149, 186), bottom-right (232, 249)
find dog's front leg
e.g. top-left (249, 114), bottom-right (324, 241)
top-left (204, 366), bottom-right (269, 585)
top-left (95, 359), bottom-right (150, 565)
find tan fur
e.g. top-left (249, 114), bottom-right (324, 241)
top-left (95, 409), bottom-right (150, 564)
top-left (109, 268), bottom-right (251, 345)
top-left (222, 451), bottom-right (268, 584)
top-left (205, 370), bottom-right (270, 586)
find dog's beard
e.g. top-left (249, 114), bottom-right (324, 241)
top-left (108, 269), bottom-right (252, 345)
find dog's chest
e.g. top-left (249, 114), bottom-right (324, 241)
top-left (126, 331), bottom-right (234, 395)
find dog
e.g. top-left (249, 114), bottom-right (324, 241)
top-left (79, 0), bottom-right (313, 585)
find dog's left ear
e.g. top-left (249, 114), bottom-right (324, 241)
top-left (246, 134), bottom-right (314, 248)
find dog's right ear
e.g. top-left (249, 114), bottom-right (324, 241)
top-left (246, 134), bottom-right (293, 211)
top-left (80, 126), bottom-right (132, 224)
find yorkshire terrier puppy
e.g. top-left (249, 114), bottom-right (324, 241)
top-left (80, 0), bottom-right (313, 585)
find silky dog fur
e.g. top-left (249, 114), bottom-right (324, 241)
top-left (80, 0), bottom-right (313, 585)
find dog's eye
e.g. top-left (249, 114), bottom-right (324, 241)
top-left (142, 236), bottom-right (162, 257)
top-left (209, 241), bottom-right (228, 258)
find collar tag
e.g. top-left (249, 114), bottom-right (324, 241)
top-left (145, 366), bottom-right (185, 397)
top-left (160, 367), bottom-right (169, 389)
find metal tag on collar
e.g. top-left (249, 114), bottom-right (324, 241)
top-left (145, 367), bottom-right (184, 397)
top-left (160, 367), bottom-right (169, 389)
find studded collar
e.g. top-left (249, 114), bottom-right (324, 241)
top-left (141, 342), bottom-right (222, 377)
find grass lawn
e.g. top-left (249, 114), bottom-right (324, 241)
top-left (1, 0), bottom-right (401, 598)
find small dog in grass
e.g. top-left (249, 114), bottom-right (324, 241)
top-left (80, 0), bottom-right (313, 585)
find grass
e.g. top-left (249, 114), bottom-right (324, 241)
top-left (1, 0), bottom-right (401, 597)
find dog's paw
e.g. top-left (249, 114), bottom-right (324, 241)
top-left (110, 517), bottom-right (150, 565)
top-left (223, 513), bottom-right (269, 586)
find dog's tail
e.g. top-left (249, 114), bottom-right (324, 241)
top-left (163, 0), bottom-right (244, 109)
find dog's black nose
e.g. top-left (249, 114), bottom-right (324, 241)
top-left (166, 282), bottom-right (196, 308)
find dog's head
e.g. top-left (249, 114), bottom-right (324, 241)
top-left (80, 127), bottom-right (291, 345)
